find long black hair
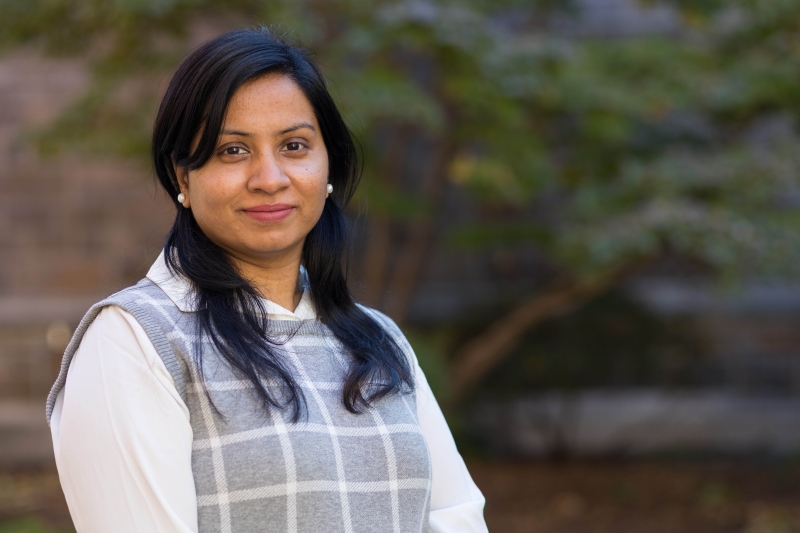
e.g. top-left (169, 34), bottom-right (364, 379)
top-left (151, 27), bottom-right (413, 420)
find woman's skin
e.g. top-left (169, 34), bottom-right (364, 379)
top-left (175, 73), bottom-right (330, 311)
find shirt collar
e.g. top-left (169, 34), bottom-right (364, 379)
top-left (146, 250), bottom-right (317, 321)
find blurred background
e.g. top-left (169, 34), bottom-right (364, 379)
top-left (2, 0), bottom-right (800, 531)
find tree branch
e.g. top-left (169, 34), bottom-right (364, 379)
top-left (384, 139), bottom-right (456, 323)
top-left (447, 262), bottom-right (648, 404)
top-left (360, 125), bottom-right (413, 307)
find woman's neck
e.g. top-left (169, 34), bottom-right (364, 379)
top-left (230, 253), bottom-right (304, 312)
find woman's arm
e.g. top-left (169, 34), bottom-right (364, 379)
top-left (359, 306), bottom-right (489, 532)
top-left (50, 306), bottom-right (198, 533)
top-left (414, 362), bottom-right (489, 533)
top-left (388, 328), bottom-right (489, 532)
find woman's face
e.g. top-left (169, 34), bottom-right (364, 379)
top-left (176, 73), bottom-right (329, 270)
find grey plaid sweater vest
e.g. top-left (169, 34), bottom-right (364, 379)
top-left (46, 279), bottom-right (433, 533)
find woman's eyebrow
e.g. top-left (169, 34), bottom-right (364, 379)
top-left (219, 122), bottom-right (316, 138)
top-left (277, 121), bottom-right (316, 136)
top-left (220, 129), bottom-right (252, 137)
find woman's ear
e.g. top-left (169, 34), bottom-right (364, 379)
top-left (174, 165), bottom-right (191, 208)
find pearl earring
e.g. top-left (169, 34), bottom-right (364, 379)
top-left (326, 183), bottom-right (333, 195)
top-left (177, 193), bottom-right (185, 204)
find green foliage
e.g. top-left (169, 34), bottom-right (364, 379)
top-left (561, 141), bottom-right (800, 277)
top-left (2, 0), bottom-right (800, 285)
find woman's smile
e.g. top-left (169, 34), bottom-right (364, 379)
top-left (242, 203), bottom-right (295, 223)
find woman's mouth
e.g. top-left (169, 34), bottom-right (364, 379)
top-left (242, 204), bottom-right (294, 222)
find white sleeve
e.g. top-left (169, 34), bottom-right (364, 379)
top-left (411, 354), bottom-right (489, 532)
top-left (50, 305), bottom-right (198, 533)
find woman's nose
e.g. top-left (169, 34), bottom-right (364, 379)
top-left (247, 153), bottom-right (290, 194)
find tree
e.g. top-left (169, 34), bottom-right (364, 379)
top-left (3, 0), bottom-right (800, 403)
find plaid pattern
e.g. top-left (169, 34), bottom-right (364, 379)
top-left (47, 280), bottom-right (432, 533)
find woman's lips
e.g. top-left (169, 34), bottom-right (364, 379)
top-left (242, 204), bottom-right (294, 222)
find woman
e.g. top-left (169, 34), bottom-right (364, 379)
top-left (46, 27), bottom-right (487, 533)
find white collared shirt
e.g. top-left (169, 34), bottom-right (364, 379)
top-left (50, 253), bottom-right (488, 533)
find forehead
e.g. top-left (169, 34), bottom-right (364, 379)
top-left (224, 73), bottom-right (317, 129)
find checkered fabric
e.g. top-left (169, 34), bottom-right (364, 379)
top-left (47, 279), bottom-right (433, 533)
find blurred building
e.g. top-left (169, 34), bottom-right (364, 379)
top-left (0, 52), bottom-right (173, 463)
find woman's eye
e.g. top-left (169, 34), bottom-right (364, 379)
top-left (224, 146), bottom-right (244, 155)
top-left (285, 142), bottom-right (304, 151)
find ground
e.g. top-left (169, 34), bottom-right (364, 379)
top-left (1, 459), bottom-right (799, 532)
top-left (470, 459), bottom-right (800, 533)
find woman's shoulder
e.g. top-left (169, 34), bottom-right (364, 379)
top-left (356, 303), bottom-right (404, 339)
top-left (74, 277), bottom-right (189, 375)
top-left (89, 303), bottom-right (143, 331)
top-left (356, 303), bottom-right (420, 366)
top-left (97, 278), bottom-right (168, 307)
top-left (70, 277), bottom-right (185, 358)
top-left (82, 278), bottom-right (188, 329)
